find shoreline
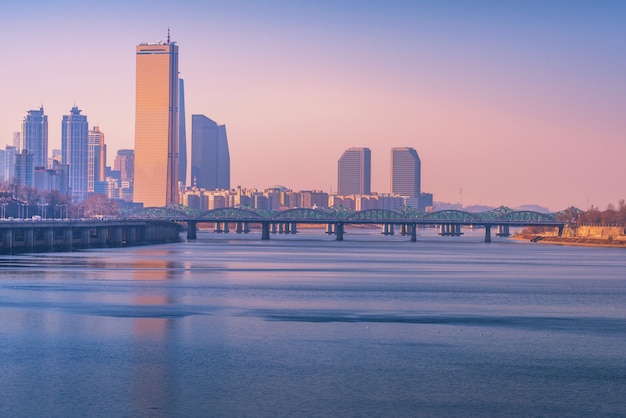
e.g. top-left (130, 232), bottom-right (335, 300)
top-left (513, 234), bottom-right (626, 249)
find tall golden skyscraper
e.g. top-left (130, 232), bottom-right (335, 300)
top-left (133, 36), bottom-right (179, 207)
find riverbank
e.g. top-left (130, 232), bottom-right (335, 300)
top-left (514, 225), bottom-right (626, 248)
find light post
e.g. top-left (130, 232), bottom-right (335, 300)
top-left (56, 204), bottom-right (67, 219)
top-left (37, 202), bottom-right (48, 219)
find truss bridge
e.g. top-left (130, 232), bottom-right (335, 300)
top-left (127, 206), bottom-right (565, 243)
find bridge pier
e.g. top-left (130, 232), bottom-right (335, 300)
top-left (127, 227), bottom-right (137, 245)
top-left (484, 225), bottom-right (492, 243)
top-left (557, 225), bottom-right (564, 237)
top-left (326, 223), bottom-right (334, 235)
top-left (335, 222), bottom-right (344, 241)
top-left (291, 222), bottom-right (297, 234)
top-left (81, 228), bottom-right (90, 248)
top-left (261, 222), bottom-right (270, 240)
top-left (187, 221), bottom-right (197, 240)
top-left (110, 227), bottom-right (123, 247)
top-left (24, 228), bottom-right (34, 252)
top-left (45, 228), bottom-right (54, 251)
top-left (223, 222), bottom-right (229, 233)
top-left (236, 222), bottom-right (243, 233)
top-left (381, 223), bottom-right (395, 235)
top-left (63, 228), bottom-right (73, 250)
top-left (410, 224), bottom-right (417, 242)
top-left (496, 225), bottom-right (510, 237)
top-left (96, 227), bottom-right (108, 247)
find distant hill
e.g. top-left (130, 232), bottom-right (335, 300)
top-left (514, 204), bottom-right (550, 213)
top-left (433, 202), bottom-right (551, 213)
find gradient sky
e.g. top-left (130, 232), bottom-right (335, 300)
top-left (1, 0), bottom-right (624, 211)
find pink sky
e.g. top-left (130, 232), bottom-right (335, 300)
top-left (0, 1), bottom-right (624, 211)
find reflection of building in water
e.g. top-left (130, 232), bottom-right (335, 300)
top-left (132, 295), bottom-right (171, 339)
top-left (132, 259), bottom-right (176, 281)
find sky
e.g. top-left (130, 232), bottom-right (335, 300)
top-left (0, 0), bottom-right (624, 211)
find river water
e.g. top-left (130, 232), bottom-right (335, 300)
top-left (1, 229), bottom-right (625, 417)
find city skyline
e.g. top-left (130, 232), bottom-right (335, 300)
top-left (0, 1), bottom-right (625, 211)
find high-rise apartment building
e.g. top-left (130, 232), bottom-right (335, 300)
top-left (178, 78), bottom-right (187, 186)
top-left (88, 126), bottom-right (106, 193)
top-left (133, 37), bottom-right (179, 207)
top-left (21, 106), bottom-right (48, 168)
top-left (337, 147), bottom-right (371, 195)
top-left (114, 149), bottom-right (135, 182)
top-left (191, 115), bottom-right (230, 190)
top-left (0, 146), bottom-right (17, 181)
top-left (391, 147), bottom-right (421, 198)
top-left (62, 106), bottom-right (89, 201)
top-left (15, 150), bottom-right (34, 187)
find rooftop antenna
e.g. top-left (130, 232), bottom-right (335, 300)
top-left (167, 27), bottom-right (170, 44)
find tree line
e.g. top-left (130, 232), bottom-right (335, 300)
top-left (0, 180), bottom-right (118, 219)
top-left (557, 200), bottom-right (626, 226)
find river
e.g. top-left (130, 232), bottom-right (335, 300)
top-left (1, 229), bottom-right (625, 417)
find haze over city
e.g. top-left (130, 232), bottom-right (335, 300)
top-left (1, 0), bottom-right (624, 211)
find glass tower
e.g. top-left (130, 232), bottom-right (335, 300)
top-left (178, 78), bottom-right (187, 187)
top-left (134, 38), bottom-right (179, 207)
top-left (62, 106), bottom-right (89, 202)
top-left (21, 106), bottom-right (48, 169)
top-left (191, 115), bottom-right (230, 190)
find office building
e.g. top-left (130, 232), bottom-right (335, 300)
top-left (133, 36), bottom-right (179, 207)
top-left (62, 106), bottom-right (89, 201)
top-left (14, 150), bottom-right (34, 187)
top-left (12, 132), bottom-right (20, 149)
top-left (34, 160), bottom-right (69, 194)
top-left (178, 78), bottom-right (187, 186)
top-left (21, 106), bottom-right (48, 168)
top-left (114, 149), bottom-right (134, 201)
top-left (337, 147), bottom-right (371, 195)
top-left (191, 115), bottom-right (230, 190)
top-left (391, 147), bottom-right (421, 198)
top-left (114, 149), bottom-right (134, 182)
top-left (88, 126), bottom-right (106, 193)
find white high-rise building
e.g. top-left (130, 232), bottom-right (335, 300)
top-left (62, 106), bottom-right (89, 201)
top-left (391, 147), bottom-right (421, 198)
top-left (337, 147), bottom-right (371, 195)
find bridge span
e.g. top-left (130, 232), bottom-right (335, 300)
top-left (128, 206), bottom-right (565, 243)
top-left (0, 219), bottom-right (182, 254)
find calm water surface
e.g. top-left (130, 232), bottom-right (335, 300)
top-left (1, 229), bottom-right (625, 417)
